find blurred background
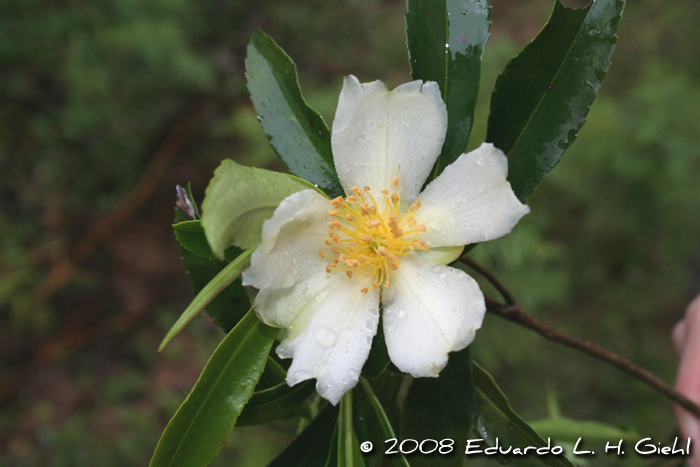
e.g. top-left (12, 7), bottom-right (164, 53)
top-left (2, 0), bottom-right (700, 465)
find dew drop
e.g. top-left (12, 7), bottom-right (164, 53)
top-left (314, 326), bottom-right (338, 347)
top-left (475, 156), bottom-right (484, 166)
top-left (397, 309), bottom-right (407, 319)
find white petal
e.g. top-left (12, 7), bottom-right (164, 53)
top-left (331, 75), bottom-right (447, 200)
top-left (415, 245), bottom-right (465, 265)
top-left (254, 269), bottom-right (344, 343)
top-left (381, 256), bottom-right (485, 378)
top-left (282, 275), bottom-right (380, 405)
top-left (242, 189), bottom-right (330, 290)
top-left (414, 143), bottom-right (529, 247)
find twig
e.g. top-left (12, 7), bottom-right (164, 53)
top-left (460, 256), bottom-right (515, 305)
top-left (461, 256), bottom-right (700, 420)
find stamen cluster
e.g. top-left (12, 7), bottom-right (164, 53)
top-left (319, 177), bottom-right (428, 293)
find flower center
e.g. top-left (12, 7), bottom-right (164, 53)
top-left (319, 177), bottom-right (429, 293)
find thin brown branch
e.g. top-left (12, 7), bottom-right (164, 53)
top-left (460, 255), bottom-right (515, 305)
top-left (461, 256), bottom-right (700, 420)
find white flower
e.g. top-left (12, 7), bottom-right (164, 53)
top-left (242, 75), bottom-right (529, 404)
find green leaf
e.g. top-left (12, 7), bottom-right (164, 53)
top-left (267, 404), bottom-right (340, 467)
top-left (405, 0), bottom-right (492, 180)
top-left (360, 378), bottom-right (410, 467)
top-left (237, 380), bottom-right (316, 427)
top-left (472, 362), bottom-right (576, 467)
top-left (149, 310), bottom-right (277, 467)
top-left (529, 417), bottom-right (638, 444)
top-left (176, 240), bottom-right (250, 334)
top-left (401, 347), bottom-right (477, 467)
top-left (246, 29), bottom-right (344, 197)
top-left (486, 0), bottom-right (625, 202)
top-left (360, 317), bottom-right (391, 381)
top-left (174, 220), bottom-right (217, 259)
top-left (338, 391), bottom-right (365, 467)
top-left (159, 248), bottom-right (254, 351)
top-left (201, 159), bottom-right (323, 258)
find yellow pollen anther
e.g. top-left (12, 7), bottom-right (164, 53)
top-left (322, 181), bottom-right (425, 292)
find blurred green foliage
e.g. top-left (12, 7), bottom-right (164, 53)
top-left (1, 0), bottom-right (699, 466)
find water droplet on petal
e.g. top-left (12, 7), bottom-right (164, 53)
top-left (314, 326), bottom-right (337, 347)
top-left (397, 310), bottom-right (407, 319)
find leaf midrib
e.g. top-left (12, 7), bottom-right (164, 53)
top-left (504, 6), bottom-right (592, 160)
top-left (163, 316), bottom-right (267, 467)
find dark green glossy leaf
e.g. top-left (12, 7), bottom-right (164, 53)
top-left (472, 362), bottom-right (576, 467)
top-left (237, 379), bottom-right (315, 427)
top-left (149, 310), bottom-right (277, 467)
top-left (174, 221), bottom-right (217, 259)
top-left (401, 347), bottom-right (477, 467)
top-left (360, 378), bottom-right (410, 467)
top-left (176, 240), bottom-right (250, 334)
top-left (406, 0), bottom-right (492, 180)
top-left (338, 391), bottom-right (365, 467)
top-left (246, 29), bottom-right (343, 197)
top-left (268, 404), bottom-right (339, 467)
top-left (361, 317), bottom-right (391, 381)
top-left (202, 159), bottom-right (323, 258)
top-left (159, 248), bottom-right (254, 350)
top-left (487, 0), bottom-right (625, 201)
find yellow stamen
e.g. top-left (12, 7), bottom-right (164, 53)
top-left (322, 179), bottom-right (425, 292)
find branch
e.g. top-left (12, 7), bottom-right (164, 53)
top-left (461, 256), bottom-right (700, 420)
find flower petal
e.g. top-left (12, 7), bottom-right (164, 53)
top-left (331, 75), bottom-right (447, 200)
top-left (414, 143), bottom-right (529, 247)
top-left (280, 275), bottom-right (380, 405)
top-left (242, 189), bottom-right (330, 290)
top-left (254, 268), bottom-right (343, 343)
top-left (381, 256), bottom-right (485, 378)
